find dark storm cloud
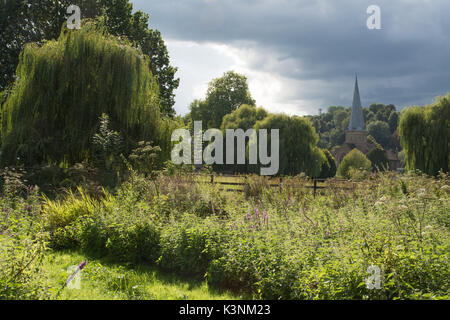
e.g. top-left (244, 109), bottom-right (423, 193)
top-left (132, 0), bottom-right (450, 113)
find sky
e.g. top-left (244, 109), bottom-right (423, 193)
top-left (131, 0), bottom-right (450, 117)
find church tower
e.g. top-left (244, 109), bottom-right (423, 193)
top-left (345, 75), bottom-right (367, 145)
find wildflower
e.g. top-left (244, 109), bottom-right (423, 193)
top-left (262, 211), bottom-right (269, 226)
top-left (254, 208), bottom-right (260, 218)
top-left (78, 260), bottom-right (87, 270)
top-left (246, 212), bottom-right (252, 220)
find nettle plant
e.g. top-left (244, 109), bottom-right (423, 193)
top-left (92, 113), bottom-right (124, 172)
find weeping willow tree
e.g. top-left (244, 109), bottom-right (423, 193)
top-left (398, 94), bottom-right (449, 175)
top-left (1, 22), bottom-right (168, 166)
top-left (253, 114), bottom-right (325, 177)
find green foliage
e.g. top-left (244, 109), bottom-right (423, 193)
top-left (242, 175), bottom-right (271, 200)
top-left (6, 169), bottom-right (449, 300)
top-left (92, 114), bottom-right (124, 171)
top-left (255, 114), bottom-right (324, 177)
top-left (219, 104), bottom-right (268, 173)
top-left (319, 149), bottom-right (337, 178)
top-left (158, 215), bottom-right (229, 278)
top-left (312, 103), bottom-right (400, 151)
top-left (43, 185), bottom-right (162, 264)
top-left (0, 189), bottom-right (49, 299)
top-left (399, 94), bottom-right (450, 175)
top-left (0, 0), bottom-right (179, 116)
top-left (0, 166), bottom-right (28, 197)
top-left (128, 141), bottom-right (161, 177)
top-left (189, 71), bottom-right (255, 129)
top-left (221, 104), bottom-right (268, 131)
top-left (366, 147), bottom-right (389, 171)
top-left (42, 187), bottom-right (96, 232)
top-left (337, 149), bottom-right (372, 179)
top-left (367, 121), bottom-right (391, 148)
top-left (388, 111), bottom-right (399, 134)
top-left (1, 23), bottom-right (162, 166)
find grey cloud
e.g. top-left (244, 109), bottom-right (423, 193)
top-left (132, 0), bottom-right (450, 113)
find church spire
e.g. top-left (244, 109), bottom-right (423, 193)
top-left (348, 74), bottom-right (365, 131)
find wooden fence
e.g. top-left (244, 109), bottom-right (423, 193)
top-left (193, 174), bottom-right (355, 197)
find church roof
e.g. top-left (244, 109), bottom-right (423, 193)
top-left (348, 75), bottom-right (365, 131)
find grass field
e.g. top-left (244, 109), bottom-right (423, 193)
top-left (44, 250), bottom-right (238, 300)
top-left (1, 171), bottom-right (448, 300)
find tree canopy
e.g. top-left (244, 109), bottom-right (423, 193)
top-left (1, 23), bottom-right (169, 166)
top-left (220, 104), bottom-right (268, 131)
top-left (398, 94), bottom-right (449, 175)
top-left (337, 149), bottom-right (372, 179)
top-left (189, 71), bottom-right (256, 129)
top-left (254, 114), bottom-right (324, 177)
top-left (0, 0), bottom-right (179, 117)
top-left (367, 120), bottom-right (391, 148)
top-left (310, 103), bottom-right (400, 151)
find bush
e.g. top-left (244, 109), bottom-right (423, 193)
top-left (366, 147), bottom-right (389, 171)
top-left (0, 193), bottom-right (49, 299)
top-left (158, 215), bottom-right (229, 278)
top-left (338, 149), bottom-right (372, 179)
top-left (242, 175), bottom-right (271, 200)
top-left (42, 187), bottom-right (97, 232)
top-left (319, 149), bottom-right (337, 178)
top-left (43, 186), bottom-right (161, 264)
top-left (39, 170), bottom-right (449, 300)
top-left (207, 232), bottom-right (299, 299)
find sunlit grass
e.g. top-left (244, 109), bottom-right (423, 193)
top-left (43, 250), bottom-right (239, 300)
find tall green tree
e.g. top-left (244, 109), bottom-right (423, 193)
top-left (398, 94), bottom-right (450, 175)
top-left (254, 114), bottom-right (324, 177)
top-left (220, 104), bottom-right (268, 173)
top-left (190, 71), bottom-right (255, 128)
top-left (220, 104), bottom-right (267, 131)
top-left (319, 149), bottom-right (337, 178)
top-left (0, 0), bottom-right (179, 117)
top-left (1, 23), bottom-right (164, 166)
top-left (367, 120), bottom-right (391, 148)
top-left (388, 111), bottom-right (399, 134)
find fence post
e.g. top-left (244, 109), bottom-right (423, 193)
top-left (279, 177), bottom-right (282, 192)
top-left (210, 174), bottom-right (214, 184)
top-left (313, 179), bottom-right (317, 198)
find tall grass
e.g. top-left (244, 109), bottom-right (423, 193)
top-left (5, 170), bottom-right (449, 299)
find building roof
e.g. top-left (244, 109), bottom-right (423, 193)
top-left (348, 75), bottom-right (366, 131)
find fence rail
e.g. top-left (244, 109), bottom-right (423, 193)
top-left (191, 174), bottom-right (354, 197)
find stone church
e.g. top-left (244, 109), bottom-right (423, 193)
top-left (332, 76), bottom-right (401, 170)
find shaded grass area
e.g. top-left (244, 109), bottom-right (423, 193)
top-left (44, 250), bottom-right (239, 300)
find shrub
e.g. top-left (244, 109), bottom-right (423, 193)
top-left (157, 215), bottom-right (230, 278)
top-left (42, 187), bottom-right (97, 232)
top-left (338, 149), bottom-right (372, 179)
top-left (366, 147), bottom-right (389, 171)
top-left (319, 149), bottom-right (337, 178)
top-left (207, 232), bottom-right (298, 299)
top-left (0, 194), bottom-right (49, 299)
top-left (242, 175), bottom-right (270, 200)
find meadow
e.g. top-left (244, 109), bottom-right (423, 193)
top-left (0, 169), bottom-right (449, 300)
